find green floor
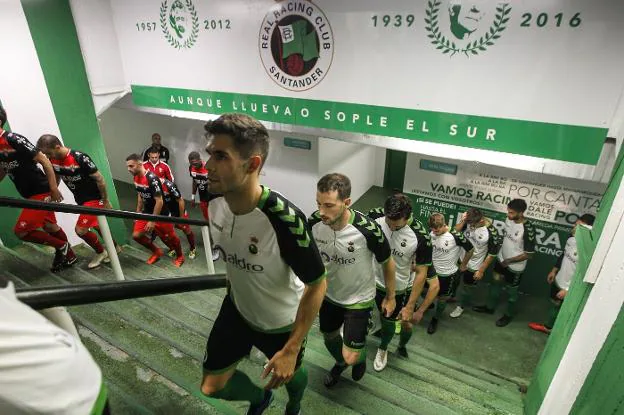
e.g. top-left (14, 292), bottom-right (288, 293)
top-left (0, 182), bottom-right (552, 414)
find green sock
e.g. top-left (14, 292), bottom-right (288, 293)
top-left (461, 284), bottom-right (476, 308)
top-left (379, 317), bottom-right (396, 350)
top-left (545, 302), bottom-right (561, 329)
top-left (285, 365), bottom-right (308, 414)
top-left (506, 285), bottom-right (519, 317)
top-left (355, 348), bottom-right (367, 364)
top-left (435, 300), bottom-right (447, 319)
top-left (486, 281), bottom-right (503, 310)
top-left (209, 370), bottom-right (264, 405)
top-left (323, 334), bottom-right (345, 365)
top-left (399, 326), bottom-right (413, 348)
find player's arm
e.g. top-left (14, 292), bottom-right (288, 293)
top-left (454, 230), bottom-right (474, 270)
top-left (90, 171), bottom-right (110, 208)
top-left (548, 249), bottom-right (563, 284)
top-left (152, 195), bottom-right (163, 216)
top-left (262, 200), bottom-right (326, 389)
top-left (34, 151), bottom-right (62, 202)
top-left (476, 226), bottom-right (502, 280)
top-left (454, 212), bottom-right (468, 232)
top-left (135, 194), bottom-right (143, 212)
top-left (403, 231), bottom-right (433, 322)
top-left (414, 277), bottom-right (440, 324)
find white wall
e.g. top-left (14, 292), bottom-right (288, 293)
top-left (0, 1), bottom-right (80, 245)
top-left (70, 0), bottom-right (128, 115)
top-left (318, 138), bottom-right (385, 203)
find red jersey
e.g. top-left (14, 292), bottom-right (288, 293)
top-left (189, 161), bottom-right (220, 202)
top-left (143, 160), bottom-right (174, 182)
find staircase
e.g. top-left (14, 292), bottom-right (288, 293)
top-left (1, 243), bottom-right (524, 414)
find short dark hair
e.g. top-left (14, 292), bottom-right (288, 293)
top-left (384, 193), bottom-right (412, 220)
top-left (147, 146), bottom-right (160, 155)
top-left (204, 113), bottom-right (270, 166)
top-left (36, 134), bottom-right (62, 150)
top-left (317, 173), bottom-right (351, 200)
top-left (126, 153), bottom-right (141, 162)
top-left (0, 106), bottom-right (6, 127)
top-left (188, 151), bottom-right (200, 161)
top-left (465, 207), bottom-right (483, 225)
top-left (428, 213), bottom-right (446, 229)
top-left (508, 199), bottom-right (527, 213)
top-left (579, 214), bottom-right (595, 226)
top-left (152, 133), bottom-right (161, 139)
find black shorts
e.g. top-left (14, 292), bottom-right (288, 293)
top-left (427, 267), bottom-right (459, 298)
top-left (203, 295), bottom-right (305, 373)
top-left (375, 288), bottom-right (408, 320)
top-left (493, 261), bottom-right (523, 287)
top-left (550, 282), bottom-right (564, 302)
top-left (462, 270), bottom-right (477, 286)
top-left (319, 299), bottom-right (372, 350)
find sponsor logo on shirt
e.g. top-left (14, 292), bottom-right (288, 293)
top-left (0, 160), bottom-right (19, 171)
top-left (391, 248), bottom-right (405, 258)
top-left (215, 245), bottom-right (264, 272)
top-left (320, 251), bottom-right (355, 265)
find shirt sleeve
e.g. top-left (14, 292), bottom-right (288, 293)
top-left (354, 213), bottom-right (391, 264)
top-left (451, 229), bottom-right (473, 251)
top-left (414, 230), bottom-right (433, 266)
top-left (8, 133), bottom-right (38, 159)
top-left (169, 181), bottom-right (181, 200)
top-left (307, 210), bottom-right (322, 231)
top-left (147, 173), bottom-right (162, 197)
top-left (162, 162), bottom-right (174, 182)
top-left (264, 193), bottom-right (325, 285)
top-left (366, 207), bottom-right (385, 220)
top-left (486, 225), bottom-right (502, 256)
top-left (76, 152), bottom-right (98, 175)
top-left (523, 221), bottom-right (536, 253)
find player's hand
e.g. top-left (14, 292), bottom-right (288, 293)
top-left (461, 211), bottom-right (468, 222)
top-left (547, 271), bottom-right (556, 284)
top-left (399, 306), bottom-right (414, 323)
top-left (411, 309), bottom-right (425, 324)
top-left (556, 289), bottom-right (567, 300)
top-left (50, 188), bottom-right (63, 202)
top-left (474, 269), bottom-right (484, 281)
top-left (261, 347), bottom-right (297, 389)
top-left (460, 264), bottom-right (468, 272)
top-left (102, 199), bottom-right (112, 209)
top-left (145, 221), bottom-right (155, 233)
top-left (500, 260), bottom-right (509, 268)
top-left (382, 296), bottom-right (396, 318)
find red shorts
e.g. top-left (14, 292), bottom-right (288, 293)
top-left (200, 201), bottom-right (209, 220)
top-left (175, 211), bottom-right (191, 233)
top-left (14, 193), bottom-right (57, 233)
top-left (133, 219), bottom-right (175, 237)
top-left (76, 199), bottom-right (105, 229)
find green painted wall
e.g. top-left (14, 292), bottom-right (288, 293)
top-left (569, 303), bottom-right (624, 415)
top-left (383, 149), bottom-right (406, 190)
top-left (524, 147), bottom-right (624, 414)
top-left (18, 0), bottom-right (126, 244)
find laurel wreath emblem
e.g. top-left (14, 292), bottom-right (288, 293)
top-left (425, 0), bottom-right (511, 57)
top-left (160, 0), bottom-right (199, 49)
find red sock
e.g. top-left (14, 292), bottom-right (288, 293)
top-left (134, 235), bottom-right (159, 254)
top-left (162, 233), bottom-right (183, 257)
top-left (80, 231), bottom-right (104, 253)
top-left (20, 230), bottom-right (66, 249)
top-left (186, 231), bottom-right (196, 250)
top-left (49, 228), bottom-right (69, 243)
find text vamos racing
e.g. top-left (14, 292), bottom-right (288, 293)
top-left (259, 1), bottom-right (334, 91)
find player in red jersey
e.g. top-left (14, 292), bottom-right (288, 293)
top-left (0, 107), bottom-right (76, 272)
top-left (37, 135), bottom-right (121, 269)
top-left (125, 153), bottom-right (184, 267)
top-left (161, 177), bottom-right (197, 259)
top-left (143, 146), bottom-right (174, 182)
top-left (188, 151), bottom-right (220, 261)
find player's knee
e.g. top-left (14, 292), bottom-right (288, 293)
top-left (342, 349), bottom-right (360, 366)
top-left (200, 374), bottom-right (228, 396)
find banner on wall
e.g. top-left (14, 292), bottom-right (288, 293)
top-left (108, 0), bottom-right (624, 164)
top-left (403, 154), bottom-right (605, 293)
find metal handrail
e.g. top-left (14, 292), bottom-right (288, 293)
top-left (0, 196), bottom-right (208, 226)
top-left (15, 274), bottom-right (227, 310)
